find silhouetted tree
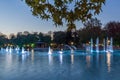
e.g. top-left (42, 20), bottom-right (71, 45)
top-left (9, 33), bottom-right (16, 46)
top-left (84, 18), bottom-right (102, 28)
top-left (77, 18), bottom-right (103, 45)
top-left (53, 31), bottom-right (66, 44)
top-left (0, 34), bottom-right (8, 47)
top-left (65, 31), bottom-right (73, 44)
top-left (104, 21), bottom-right (120, 45)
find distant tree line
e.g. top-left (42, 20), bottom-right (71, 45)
top-left (53, 20), bottom-right (120, 47)
top-left (0, 20), bottom-right (120, 48)
top-left (0, 31), bottom-right (51, 48)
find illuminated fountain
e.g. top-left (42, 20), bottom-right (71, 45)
top-left (0, 47), bottom-right (4, 52)
top-left (90, 38), bottom-right (93, 53)
top-left (96, 37), bottom-right (99, 53)
top-left (110, 37), bottom-right (113, 52)
top-left (103, 39), bottom-right (106, 52)
top-left (21, 47), bottom-right (25, 54)
top-left (58, 49), bottom-right (63, 54)
top-left (71, 45), bottom-right (77, 50)
top-left (106, 37), bottom-right (113, 52)
top-left (57, 44), bottom-right (75, 54)
top-left (9, 47), bottom-right (12, 53)
top-left (88, 37), bottom-right (113, 53)
top-left (5, 46), bottom-right (13, 53)
top-left (65, 45), bottom-right (72, 50)
top-left (6, 46), bottom-right (9, 52)
top-left (86, 44), bottom-right (91, 53)
top-left (48, 46), bottom-right (52, 55)
top-left (65, 45), bottom-right (74, 53)
top-left (21, 47), bottom-right (30, 56)
top-left (106, 37), bottom-right (109, 52)
top-left (15, 46), bottom-right (20, 53)
top-left (85, 39), bottom-right (93, 53)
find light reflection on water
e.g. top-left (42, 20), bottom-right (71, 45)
top-left (71, 53), bottom-right (74, 64)
top-left (22, 54), bottom-right (26, 61)
top-left (48, 54), bottom-right (53, 65)
top-left (59, 54), bottom-right (63, 64)
top-left (5, 54), bottom-right (12, 69)
top-left (31, 49), bottom-right (34, 63)
top-left (0, 50), bottom-right (120, 80)
top-left (86, 55), bottom-right (91, 68)
top-left (106, 52), bottom-right (112, 72)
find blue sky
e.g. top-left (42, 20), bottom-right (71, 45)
top-left (0, 0), bottom-right (120, 35)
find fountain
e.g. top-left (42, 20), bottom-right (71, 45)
top-left (110, 37), bottom-right (113, 52)
top-left (96, 37), bottom-right (99, 53)
top-left (21, 47), bottom-right (30, 56)
top-left (65, 45), bottom-right (74, 53)
top-left (71, 46), bottom-right (77, 50)
top-left (9, 47), bottom-right (12, 53)
top-left (65, 45), bottom-right (72, 50)
top-left (22, 47), bottom-right (25, 54)
top-left (103, 39), bottom-right (106, 52)
top-left (85, 38), bottom-right (94, 53)
top-left (48, 46), bottom-right (52, 55)
top-left (16, 46), bottom-right (20, 52)
top-left (90, 38), bottom-right (93, 53)
top-left (71, 49), bottom-right (74, 53)
top-left (88, 37), bottom-right (113, 53)
top-left (6, 46), bottom-right (9, 52)
top-left (106, 37), bottom-right (113, 52)
top-left (86, 44), bottom-right (91, 53)
top-left (106, 37), bottom-right (109, 52)
top-left (0, 47), bottom-right (4, 52)
top-left (5, 46), bottom-right (13, 53)
top-left (58, 49), bottom-right (63, 54)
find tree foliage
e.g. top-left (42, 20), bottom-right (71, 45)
top-left (84, 18), bottom-right (102, 28)
top-left (53, 31), bottom-right (66, 44)
top-left (24, 0), bottom-right (105, 30)
top-left (78, 18), bottom-right (102, 43)
top-left (0, 35), bottom-right (8, 47)
top-left (104, 21), bottom-right (120, 45)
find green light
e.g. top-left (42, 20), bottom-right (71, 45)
top-left (31, 43), bottom-right (35, 48)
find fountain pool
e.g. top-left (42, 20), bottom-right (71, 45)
top-left (0, 49), bottom-right (120, 80)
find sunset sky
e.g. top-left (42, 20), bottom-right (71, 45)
top-left (0, 0), bottom-right (120, 35)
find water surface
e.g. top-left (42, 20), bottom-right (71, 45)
top-left (0, 50), bottom-right (120, 80)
